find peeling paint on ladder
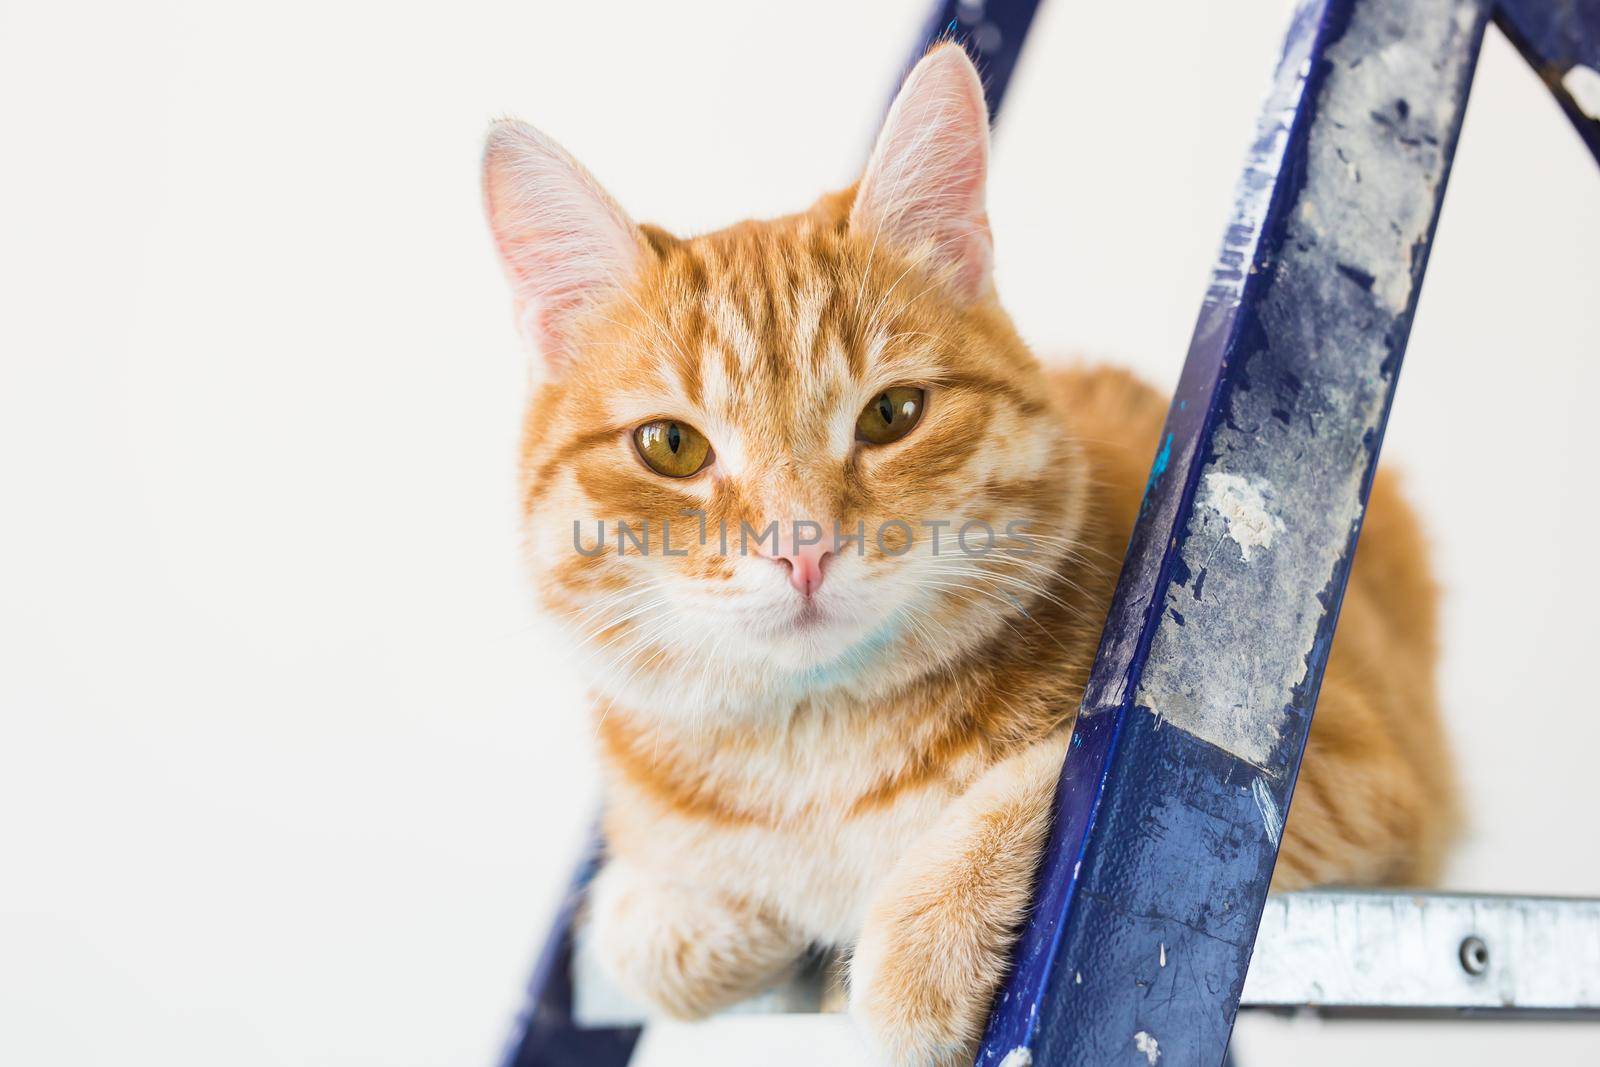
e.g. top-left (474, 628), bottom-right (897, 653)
top-left (1563, 65), bottom-right (1600, 120)
top-left (1133, 1031), bottom-right (1161, 1065)
top-left (1200, 473), bottom-right (1284, 562)
top-left (1127, 0), bottom-right (1477, 772)
top-left (997, 1047), bottom-right (1032, 1067)
top-left (1252, 776), bottom-right (1283, 847)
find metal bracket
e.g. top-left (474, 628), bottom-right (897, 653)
top-left (1246, 891), bottom-right (1600, 1016)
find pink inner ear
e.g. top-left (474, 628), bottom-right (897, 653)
top-left (493, 226), bottom-right (613, 357)
top-left (482, 121), bottom-right (644, 371)
top-left (851, 46), bottom-right (994, 302)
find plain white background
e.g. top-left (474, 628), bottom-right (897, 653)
top-left (2, 1), bottom-right (1596, 1064)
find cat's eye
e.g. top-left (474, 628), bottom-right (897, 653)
top-left (855, 387), bottom-right (926, 446)
top-left (633, 419), bottom-right (713, 478)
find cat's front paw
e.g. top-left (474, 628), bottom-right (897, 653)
top-left (848, 912), bottom-right (993, 1067)
top-left (588, 860), bottom-right (805, 1019)
top-left (848, 738), bottom-right (1068, 1065)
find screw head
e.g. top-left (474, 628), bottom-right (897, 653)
top-left (1459, 935), bottom-right (1489, 976)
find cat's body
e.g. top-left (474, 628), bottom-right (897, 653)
top-left (484, 46), bottom-right (1455, 1067)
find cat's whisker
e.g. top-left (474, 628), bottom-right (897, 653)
top-left (920, 556), bottom-right (1094, 626)
top-left (588, 638), bottom-right (676, 742)
top-left (925, 572), bottom-right (1088, 657)
top-left (565, 587), bottom-right (675, 643)
top-left (590, 611), bottom-right (677, 669)
top-left (555, 580), bottom-right (670, 627)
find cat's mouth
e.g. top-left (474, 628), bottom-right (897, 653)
top-left (774, 595), bottom-right (889, 660)
top-left (790, 598), bottom-right (827, 630)
top-left (760, 591), bottom-right (855, 642)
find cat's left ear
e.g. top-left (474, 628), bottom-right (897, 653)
top-left (482, 120), bottom-right (648, 372)
top-left (850, 44), bottom-right (993, 303)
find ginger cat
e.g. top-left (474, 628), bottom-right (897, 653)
top-left (482, 45), bottom-right (1455, 1067)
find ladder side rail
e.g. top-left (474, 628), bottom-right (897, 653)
top-left (976, 1), bottom-right (1489, 1064)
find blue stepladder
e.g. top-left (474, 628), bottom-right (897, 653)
top-left (500, 2), bottom-right (1600, 1065)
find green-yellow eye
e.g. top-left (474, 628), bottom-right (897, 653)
top-left (633, 419), bottom-right (713, 478)
top-left (856, 386), bottom-right (926, 446)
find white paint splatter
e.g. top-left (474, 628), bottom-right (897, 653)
top-left (1201, 473), bottom-right (1284, 562)
top-left (1252, 776), bottom-right (1283, 847)
top-left (998, 1047), bottom-right (1033, 1067)
top-left (1564, 65), bottom-right (1600, 120)
top-left (1134, 1031), bottom-right (1161, 1065)
top-left (1159, 942), bottom-right (1167, 967)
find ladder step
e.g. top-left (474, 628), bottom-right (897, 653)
top-left (1244, 890), bottom-right (1600, 1015)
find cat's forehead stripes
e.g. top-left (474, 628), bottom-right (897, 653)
top-left (613, 228), bottom-right (1003, 472)
top-left (531, 227), bottom-right (1047, 526)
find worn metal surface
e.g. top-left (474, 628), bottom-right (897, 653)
top-left (975, 1), bottom-right (1489, 1065)
top-left (1246, 891), bottom-right (1600, 1014)
top-left (1494, 0), bottom-right (1600, 163)
top-left (893, 0), bottom-right (1047, 125)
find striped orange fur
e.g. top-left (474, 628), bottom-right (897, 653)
top-left (482, 45), bottom-right (1455, 1067)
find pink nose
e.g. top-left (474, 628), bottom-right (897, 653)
top-left (772, 542), bottom-right (833, 597)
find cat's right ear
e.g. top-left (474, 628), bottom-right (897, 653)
top-left (851, 45), bottom-right (993, 303)
top-left (482, 120), bottom-right (647, 373)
